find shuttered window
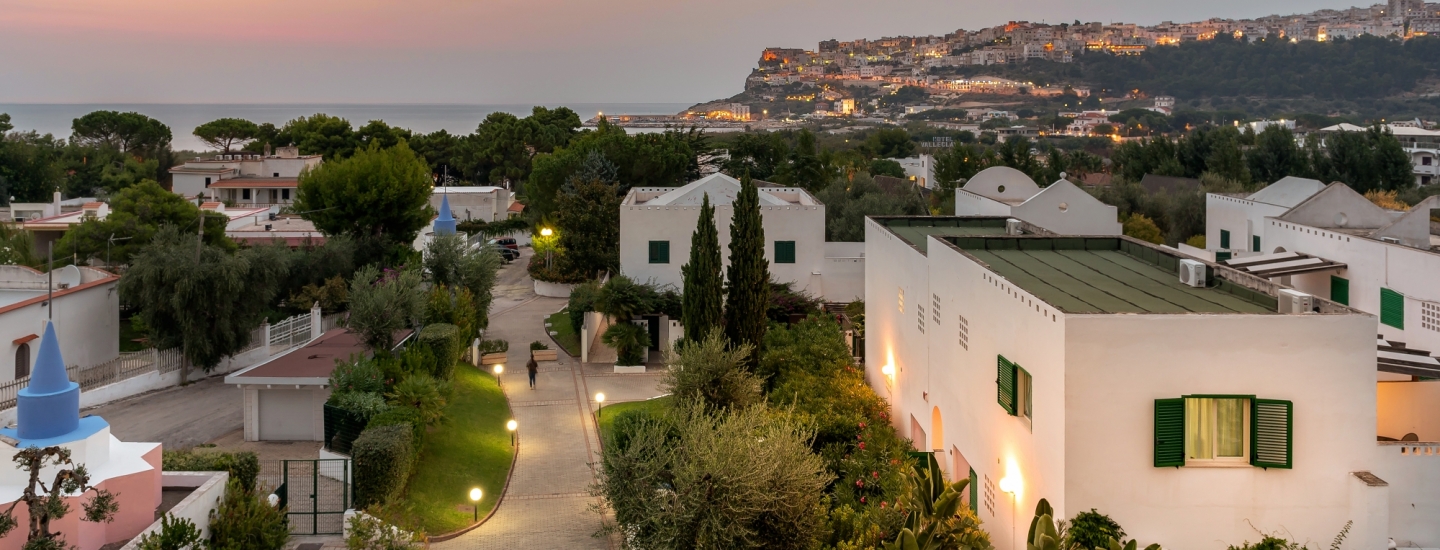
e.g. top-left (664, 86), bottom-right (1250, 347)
top-left (1251, 399), bottom-right (1293, 469)
top-left (775, 241), bottom-right (796, 264)
top-left (1215, 251), bottom-right (1232, 262)
top-left (968, 467), bottom-right (978, 511)
top-left (1330, 276), bottom-right (1349, 305)
top-left (1219, 230), bottom-right (1231, 249)
top-left (1154, 398), bottom-right (1185, 467)
top-left (996, 355), bottom-right (1017, 416)
top-left (648, 241), bottom-right (670, 264)
top-left (1252, 235), bottom-right (1260, 252)
top-left (1381, 288), bottom-right (1404, 329)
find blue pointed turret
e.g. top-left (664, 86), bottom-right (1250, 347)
top-left (16, 323), bottom-right (80, 441)
top-left (434, 195), bottom-right (457, 236)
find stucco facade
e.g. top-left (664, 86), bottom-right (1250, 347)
top-left (0, 265), bottom-right (119, 381)
top-left (954, 167), bottom-right (1121, 235)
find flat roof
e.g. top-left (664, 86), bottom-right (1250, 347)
top-left (877, 217), bottom-right (1009, 254)
top-left (209, 178), bottom-right (298, 189)
top-left (943, 237), bottom-right (1278, 314)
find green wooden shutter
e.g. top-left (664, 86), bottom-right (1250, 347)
top-left (1329, 276), bottom-right (1349, 305)
top-left (968, 467), bottom-right (978, 511)
top-left (996, 356), bottom-right (1017, 415)
top-left (775, 241), bottom-right (796, 264)
top-left (648, 241), bottom-right (670, 264)
top-left (1252, 235), bottom-right (1261, 252)
top-left (1154, 398), bottom-right (1185, 467)
top-left (1251, 399), bottom-right (1293, 469)
top-left (1215, 251), bottom-right (1232, 262)
top-left (1381, 288), bottom-right (1404, 329)
top-left (1220, 230), bottom-right (1231, 249)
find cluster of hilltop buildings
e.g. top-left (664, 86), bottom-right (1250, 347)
top-left (616, 166), bottom-right (1440, 550)
top-left (751, 0), bottom-right (1440, 96)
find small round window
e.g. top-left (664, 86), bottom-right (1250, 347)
top-left (1058, 202), bottom-right (1069, 212)
top-left (997, 185), bottom-right (1007, 193)
top-left (1335, 212), bottom-right (1348, 227)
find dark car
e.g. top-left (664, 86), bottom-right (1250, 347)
top-left (493, 237), bottom-right (519, 250)
top-left (488, 240), bottom-right (520, 262)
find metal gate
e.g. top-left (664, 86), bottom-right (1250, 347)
top-left (262, 459), bottom-right (351, 535)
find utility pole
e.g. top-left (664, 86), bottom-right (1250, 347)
top-left (46, 243), bottom-right (53, 320)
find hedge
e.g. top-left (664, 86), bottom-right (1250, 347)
top-left (323, 403), bottom-right (371, 455)
top-left (352, 425), bottom-right (415, 508)
top-left (162, 449), bottom-right (261, 492)
top-left (418, 323), bottom-right (461, 379)
top-left (366, 407), bottom-right (426, 458)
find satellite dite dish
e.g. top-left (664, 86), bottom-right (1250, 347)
top-left (55, 265), bottom-right (82, 290)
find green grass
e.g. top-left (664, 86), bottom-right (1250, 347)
top-left (545, 310), bottom-right (581, 357)
top-left (597, 396), bottom-right (673, 440)
top-left (399, 365), bottom-right (515, 535)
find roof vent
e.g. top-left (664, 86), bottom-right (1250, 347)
top-left (1005, 218), bottom-right (1023, 235)
top-left (264, 224), bottom-right (273, 231)
top-left (1380, 236), bottom-right (1400, 244)
top-left (1178, 259), bottom-right (1206, 288)
top-left (1278, 289), bottom-right (1314, 314)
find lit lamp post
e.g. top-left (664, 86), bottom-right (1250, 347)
top-left (540, 227), bottom-right (554, 270)
top-left (493, 364), bottom-right (504, 390)
top-left (469, 487), bottom-right (483, 522)
top-left (999, 475), bottom-right (1020, 550)
top-left (507, 419), bottom-right (518, 447)
top-left (594, 392), bottom-right (606, 424)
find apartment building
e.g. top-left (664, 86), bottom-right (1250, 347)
top-left (169, 146), bottom-right (321, 205)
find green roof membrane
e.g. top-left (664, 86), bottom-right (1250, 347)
top-left (949, 237), bottom-right (1277, 314)
top-left (879, 218), bottom-right (1009, 254)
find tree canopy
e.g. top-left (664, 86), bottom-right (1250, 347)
top-left (58, 180), bottom-right (232, 266)
top-left (69, 111), bottom-right (172, 157)
top-left (294, 140), bottom-right (434, 255)
top-left (193, 118), bottom-right (259, 153)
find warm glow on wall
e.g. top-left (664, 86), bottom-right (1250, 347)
top-left (999, 456), bottom-right (1023, 498)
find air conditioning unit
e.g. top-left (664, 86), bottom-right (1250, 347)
top-left (1380, 236), bottom-right (1400, 244)
top-left (1278, 288), bottom-right (1314, 314)
top-left (1178, 259), bottom-right (1206, 288)
top-left (1005, 218), bottom-right (1023, 235)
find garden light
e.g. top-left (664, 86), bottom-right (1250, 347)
top-left (469, 487), bottom-right (483, 522)
top-left (507, 419), bottom-right (518, 446)
top-left (493, 364), bottom-right (503, 375)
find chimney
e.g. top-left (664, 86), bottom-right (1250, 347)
top-left (264, 143), bottom-right (272, 157)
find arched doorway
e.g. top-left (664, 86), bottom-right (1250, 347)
top-left (931, 406), bottom-right (945, 452)
top-left (15, 343), bottom-right (30, 380)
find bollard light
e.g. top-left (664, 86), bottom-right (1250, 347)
top-left (493, 364), bottom-right (504, 375)
top-left (507, 419), bottom-right (518, 446)
top-left (469, 488), bottom-right (483, 522)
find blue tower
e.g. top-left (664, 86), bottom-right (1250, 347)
top-left (3, 322), bottom-right (107, 446)
top-left (434, 195), bottom-right (457, 236)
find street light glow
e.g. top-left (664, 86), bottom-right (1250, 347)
top-left (507, 419), bottom-right (518, 432)
top-left (493, 364), bottom-right (504, 375)
top-left (999, 475), bottom-right (1020, 494)
top-left (540, 227), bottom-right (553, 237)
top-left (469, 488), bottom-right (482, 502)
top-left (595, 392), bottom-right (606, 404)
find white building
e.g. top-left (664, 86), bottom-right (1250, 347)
top-left (619, 173), bottom-right (863, 301)
top-left (430, 187), bottom-right (513, 223)
top-left (21, 200), bottom-right (108, 253)
top-left (891, 155), bottom-right (935, 188)
top-left (1317, 123), bottom-right (1440, 185)
top-left (0, 265), bottom-right (119, 381)
top-left (954, 166), bottom-right (1122, 235)
top-left (169, 146), bottom-right (321, 205)
top-left (1204, 176), bottom-right (1328, 259)
top-left (865, 217), bottom-right (1440, 550)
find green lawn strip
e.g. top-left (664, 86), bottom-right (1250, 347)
top-left (597, 396), bottom-right (673, 440)
top-left (402, 365), bottom-right (515, 535)
top-left (545, 311), bottom-right (581, 357)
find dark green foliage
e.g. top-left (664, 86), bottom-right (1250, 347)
top-left (423, 234), bottom-right (500, 329)
top-left (553, 176), bottom-right (622, 280)
top-left (767, 282), bottom-right (824, 324)
top-left (1246, 126), bottom-right (1307, 185)
top-left (477, 339), bottom-right (509, 355)
top-left (1315, 126), bottom-right (1417, 192)
top-left (192, 118), bottom-right (259, 153)
top-left (815, 173), bottom-right (928, 242)
top-left (721, 132), bottom-right (790, 180)
top-left (1066, 509), bottom-right (1126, 550)
top-left (352, 425), bottom-right (416, 508)
top-left (462, 107), bottom-right (580, 185)
top-left (271, 113), bottom-right (360, 161)
top-left (417, 323), bottom-right (461, 379)
top-left (681, 193), bottom-right (724, 343)
top-left (294, 141), bottom-right (435, 258)
top-left (595, 275), bottom-right (651, 321)
top-left (69, 110), bottom-right (172, 156)
top-left (866, 128), bottom-right (917, 159)
top-left (424, 285), bottom-right (479, 347)
top-left (120, 226), bottom-right (287, 370)
top-left (530, 340), bottom-right (550, 350)
top-left (136, 513), bottom-right (204, 550)
top-left (208, 479), bottom-right (289, 550)
top-left (161, 450), bottom-right (261, 493)
top-left (602, 323), bottom-right (651, 366)
top-left (786, 130), bottom-right (829, 192)
top-left (662, 330), bottom-right (761, 411)
top-left (329, 355), bottom-right (385, 395)
top-left (346, 265), bottom-right (425, 351)
top-left (723, 174), bottom-right (771, 369)
top-left (567, 281), bottom-right (603, 334)
top-left (526, 119), bottom-right (700, 222)
top-left (869, 159), bottom-right (906, 178)
top-left (366, 407), bottom-right (427, 457)
top-left (883, 454), bottom-right (991, 550)
top-left (328, 391), bottom-right (390, 417)
top-left (57, 180), bottom-right (233, 266)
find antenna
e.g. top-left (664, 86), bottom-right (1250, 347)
top-left (46, 243), bottom-right (53, 320)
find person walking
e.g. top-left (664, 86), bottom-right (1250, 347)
top-left (526, 355), bottom-right (539, 390)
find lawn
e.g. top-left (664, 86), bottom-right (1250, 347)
top-left (597, 396), bottom-right (673, 440)
top-left (545, 310), bottom-right (581, 357)
top-left (399, 364), bottom-right (515, 535)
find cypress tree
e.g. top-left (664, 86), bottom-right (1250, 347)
top-left (723, 174), bottom-right (771, 370)
top-left (681, 193), bottom-right (723, 344)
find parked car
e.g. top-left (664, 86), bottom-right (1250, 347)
top-left (492, 237), bottom-right (518, 250)
top-left (489, 240), bottom-right (520, 262)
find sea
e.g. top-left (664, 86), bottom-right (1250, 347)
top-left (0, 103), bottom-right (695, 152)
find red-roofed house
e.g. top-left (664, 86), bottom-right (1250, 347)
top-left (169, 145), bottom-right (320, 206)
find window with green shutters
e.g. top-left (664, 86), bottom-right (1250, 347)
top-left (1153, 396), bottom-right (1292, 469)
top-left (1215, 251), bottom-right (1232, 262)
top-left (775, 241), bottom-right (796, 264)
top-left (1381, 287), bottom-right (1404, 329)
top-left (1252, 235), bottom-right (1260, 252)
top-left (968, 467), bottom-right (978, 511)
top-left (996, 355), bottom-right (1017, 415)
top-left (648, 240), bottom-right (670, 264)
top-left (1219, 230), bottom-right (1231, 249)
top-left (1330, 276), bottom-right (1349, 305)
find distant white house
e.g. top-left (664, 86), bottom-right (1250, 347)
top-left (891, 155), bottom-right (935, 188)
top-left (1317, 123), bottom-right (1440, 185)
top-left (954, 166), bottom-right (1121, 235)
top-left (619, 173), bottom-right (863, 301)
top-left (21, 200), bottom-right (109, 253)
top-left (429, 187), bottom-right (513, 223)
top-left (169, 146), bottom-right (321, 205)
top-left (1204, 176), bottom-right (1328, 259)
top-left (0, 265), bottom-right (119, 381)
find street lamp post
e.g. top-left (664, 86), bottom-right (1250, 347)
top-left (493, 364), bottom-right (504, 391)
top-left (468, 488), bottom-right (482, 522)
top-left (507, 419), bottom-right (518, 447)
top-left (594, 392), bottom-right (606, 424)
top-left (999, 476), bottom-right (1020, 550)
top-left (540, 227), bottom-right (554, 270)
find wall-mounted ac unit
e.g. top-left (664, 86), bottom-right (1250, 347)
top-left (1005, 218), bottom-right (1023, 235)
top-left (1278, 288), bottom-right (1314, 314)
top-left (1178, 259), bottom-right (1206, 288)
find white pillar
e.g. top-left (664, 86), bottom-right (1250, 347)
top-left (310, 302), bottom-right (323, 340)
top-left (262, 322), bottom-right (272, 356)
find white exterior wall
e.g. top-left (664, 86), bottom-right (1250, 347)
top-left (430, 189), bottom-right (511, 222)
top-left (821, 242), bottom-right (865, 302)
top-left (862, 218), bottom-right (933, 444)
top-left (1205, 194), bottom-right (1288, 253)
top-left (0, 282), bottom-right (119, 381)
top-left (1266, 219), bottom-right (1440, 352)
top-left (954, 191), bottom-right (1012, 217)
top-left (1066, 314), bottom-right (1378, 550)
top-left (172, 174), bottom-right (213, 197)
top-left (619, 203), bottom-right (827, 296)
top-left (1011, 182), bottom-right (1121, 235)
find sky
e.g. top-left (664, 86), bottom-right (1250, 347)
top-left (0, 0), bottom-right (1349, 105)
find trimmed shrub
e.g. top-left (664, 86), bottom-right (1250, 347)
top-left (352, 425), bottom-right (415, 508)
top-left (162, 449), bottom-right (261, 493)
top-left (209, 479), bottom-right (289, 550)
top-left (418, 323), bottom-right (461, 379)
top-left (367, 407), bottom-right (426, 456)
top-left (330, 355), bottom-right (385, 395)
top-left (530, 340), bottom-right (550, 350)
top-left (388, 373), bottom-right (448, 426)
top-left (329, 391), bottom-right (390, 418)
top-left (478, 338), bottom-right (508, 355)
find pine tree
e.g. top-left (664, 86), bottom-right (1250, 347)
top-left (723, 174), bottom-right (771, 370)
top-left (681, 193), bottom-right (724, 344)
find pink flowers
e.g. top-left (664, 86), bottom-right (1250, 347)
top-left (880, 501), bottom-right (888, 508)
top-left (858, 422), bottom-right (867, 429)
top-left (855, 479), bottom-right (865, 488)
top-left (871, 471), bottom-right (879, 479)
top-left (858, 442), bottom-right (866, 450)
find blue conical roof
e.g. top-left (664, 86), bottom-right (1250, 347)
top-left (27, 323), bottom-right (71, 394)
top-left (434, 195), bottom-right (457, 236)
top-left (15, 322), bottom-right (81, 441)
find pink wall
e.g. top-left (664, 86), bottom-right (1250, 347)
top-left (0, 445), bottom-right (161, 550)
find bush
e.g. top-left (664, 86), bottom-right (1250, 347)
top-left (398, 344), bottom-right (435, 378)
top-left (478, 338), bottom-right (509, 355)
top-left (1066, 509), bottom-right (1126, 550)
top-left (367, 407), bottom-right (426, 457)
top-left (331, 355), bottom-right (386, 395)
top-left (661, 330), bottom-right (761, 411)
top-left (136, 513), bottom-right (204, 550)
top-left (345, 511), bottom-right (419, 550)
top-left (1122, 213), bottom-right (1164, 245)
top-left (567, 281), bottom-right (602, 334)
top-left (209, 479), bottom-right (289, 550)
top-left (329, 391), bottom-right (391, 418)
top-left (162, 449), bottom-right (261, 493)
top-left (424, 286), bottom-right (479, 346)
top-left (530, 340), bottom-right (550, 350)
top-left (767, 281), bottom-right (824, 324)
top-left (388, 373), bottom-right (448, 426)
top-left (602, 322), bottom-right (650, 366)
top-left (352, 425), bottom-right (416, 509)
top-left (417, 323), bottom-right (461, 379)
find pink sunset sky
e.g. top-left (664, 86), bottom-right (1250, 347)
top-left (1, 0), bottom-right (1339, 104)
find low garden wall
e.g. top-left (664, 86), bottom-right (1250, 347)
top-left (533, 279), bottom-right (577, 298)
